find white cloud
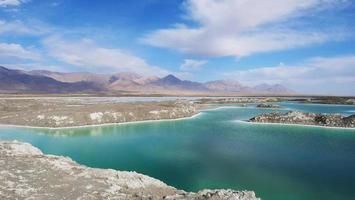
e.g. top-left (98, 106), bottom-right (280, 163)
top-left (142, 0), bottom-right (346, 57)
top-left (180, 59), bottom-right (207, 71)
top-left (225, 55), bottom-right (355, 95)
top-left (0, 62), bottom-right (65, 72)
top-left (0, 20), bottom-right (50, 35)
top-left (42, 36), bottom-right (170, 76)
top-left (0, 20), bottom-right (32, 34)
top-left (0, 0), bottom-right (29, 7)
top-left (0, 43), bottom-right (41, 60)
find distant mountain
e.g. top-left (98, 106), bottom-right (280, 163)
top-left (110, 72), bottom-right (142, 82)
top-left (0, 66), bottom-right (102, 93)
top-left (151, 75), bottom-right (208, 91)
top-left (28, 70), bottom-right (110, 84)
top-left (152, 74), bottom-right (181, 85)
top-left (0, 66), bottom-right (294, 95)
top-left (108, 72), bottom-right (146, 91)
top-left (204, 80), bottom-right (249, 92)
top-left (252, 83), bottom-right (293, 94)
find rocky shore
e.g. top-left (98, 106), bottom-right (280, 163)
top-left (289, 97), bottom-right (355, 105)
top-left (249, 111), bottom-right (355, 128)
top-left (0, 140), bottom-right (260, 200)
top-left (198, 97), bottom-right (282, 104)
top-left (0, 98), bottom-right (200, 128)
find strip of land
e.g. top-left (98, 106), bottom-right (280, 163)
top-left (0, 98), bottom-right (202, 128)
top-left (249, 111), bottom-right (355, 128)
top-left (289, 96), bottom-right (355, 105)
top-left (0, 96), bottom-right (284, 128)
top-left (0, 96), bottom-right (354, 128)
top-left (0, 140), bottom-right (260, 200)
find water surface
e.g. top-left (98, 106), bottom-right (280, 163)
top-left (1, 102), bottom-right (355, 200)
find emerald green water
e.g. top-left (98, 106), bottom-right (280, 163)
top-left (1, 102), bottom-right (355, 200)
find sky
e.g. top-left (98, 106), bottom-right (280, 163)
top-left (0, 0), bottom-right (354, 95)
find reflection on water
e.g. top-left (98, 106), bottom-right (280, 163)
top-left (35, 126), bottom-right (111, 137)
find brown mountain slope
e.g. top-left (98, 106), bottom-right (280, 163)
top-left (1, 66), bottom-right (294, 95)
top-left (0, 66), bottom-right (103, 93)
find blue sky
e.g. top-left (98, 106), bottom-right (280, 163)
top-left (0, 0), bottom-right (354, 95)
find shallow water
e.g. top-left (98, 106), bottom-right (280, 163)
top-left (1, 102), bottom-right (355, 200)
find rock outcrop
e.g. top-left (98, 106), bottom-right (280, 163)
top-left (0, 141), bottom-right (260, 200)
top-left (249, 111), bottom-right (355, 128)
top-left (256, 104), bottom-right (281, 109)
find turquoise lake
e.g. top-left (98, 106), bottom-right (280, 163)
top-left (1, 102), bottom-right (355, 200)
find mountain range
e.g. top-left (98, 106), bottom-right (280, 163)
top-left (0, 66), bottom-right (293, 95)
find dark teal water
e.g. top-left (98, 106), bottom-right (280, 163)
top-left (1, 102), bottom-right (355, 200)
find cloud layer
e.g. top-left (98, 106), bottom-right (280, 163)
top-left (142, 0), bottom-right (345, 57)
top-left (0, 0), bottom-right (29, 7)
top-left (0, 20), bottom-right (48, 35)
top-left (0, 43), bottom-right (41, 60)
top-left (180, 59), bottom-right (207, 71)
top-left (225, 55), bottom-right (355, 95)
top-left (0, 19), bottom-right (170, 76)
top-left (42, 37), bottom-right (169, 76)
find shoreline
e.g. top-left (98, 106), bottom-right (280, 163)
top-left (1, 101), bottom-right (353, 130)
top-left (0, 112), bottom-right (204, 130)
top-left (0, 98), bottom-right (200, 130)
top-left (0, 140), bottom-right (260, 200)
top-left (236, 120), bottom-right (355, 130)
